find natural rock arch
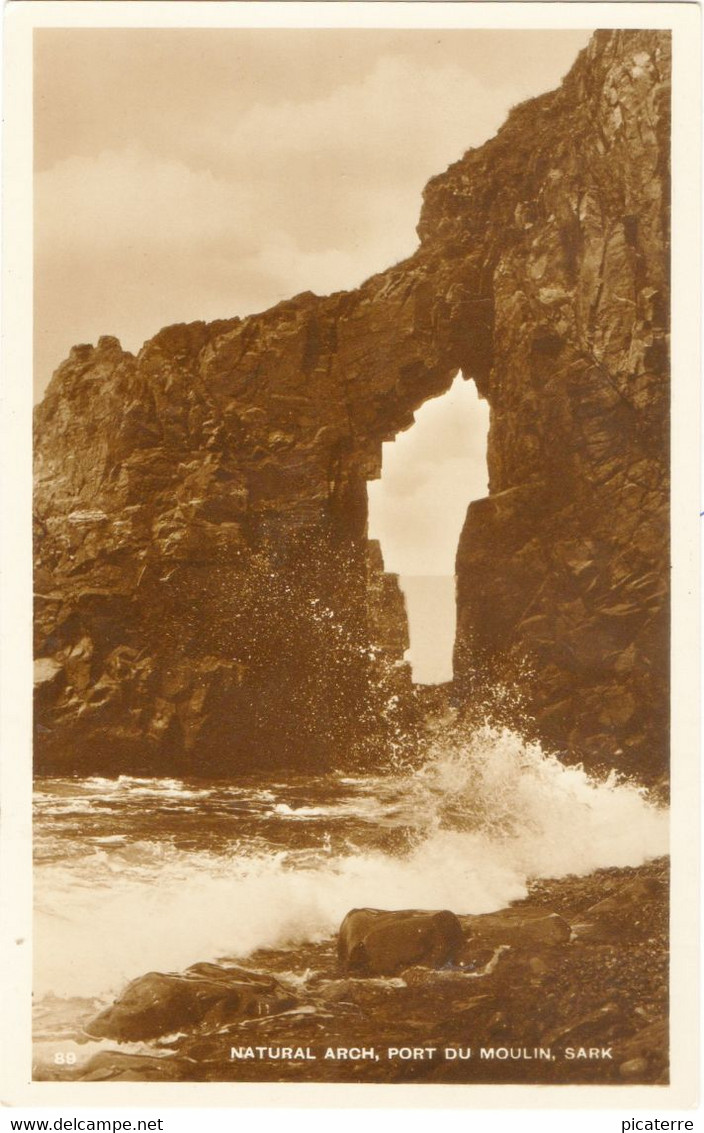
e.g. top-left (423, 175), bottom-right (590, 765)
top-left (34, 30), bottom-right (670, 779)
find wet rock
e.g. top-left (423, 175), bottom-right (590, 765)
top-left (458, 908), bottom-right (571, 957)
top-left (543, 1001), bottom-right (621, 1046)
top-left (572, 874), bottom-right (667, 942)
top-left (85, 966), bottom-right (297, 1042)
top-left (338, 908), bottom-right (464, 976)
top-left (528, 956), bottom-right (550, 977)
top-left (37, 859), bottom-right (669, 1086)
top-left (613, 1018), bottom-right (668, 1084)
top-left (620, 1057), bottom-right (648, 1078)
top-left (587, 876), bottom-right (663, 919)
top-left (78, 1052), bottom-right (186, 1082)
top-left (34, 657), bottom-right (63, 686)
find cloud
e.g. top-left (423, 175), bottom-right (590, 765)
top-left (34, 33), bottom-right (591, 396)
top-left (35, 149), bottom-right (250, 256)
top-left (36, 50), bottom-right (506, 270)
top-left (35, 149), bottom-right (262, 383)
top-left (213, 56), bottom-right (499, 176)
top-left (34, 29), bottom-right (593, 173)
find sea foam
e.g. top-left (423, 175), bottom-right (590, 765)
top-left (34, 726), bottom-right (668, 1000)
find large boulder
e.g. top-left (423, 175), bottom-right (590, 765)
top-left (338, 908), bottom-right (464, 976)
top-left (458, 908), bottom-right (571, 961)
top-left (85, 964), bottom-right (297, 1041)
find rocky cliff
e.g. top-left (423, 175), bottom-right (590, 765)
top-left (34, 30), bottom-right (670, 779)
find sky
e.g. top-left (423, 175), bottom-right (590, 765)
top-left (34, 27), bottom-right (591, 679)
top-left (34, 27), bottom-right (591, 399)
top-left (368, 374), bottom-right (489, 577)
top-left (368, 374), bottom-right (490, 682)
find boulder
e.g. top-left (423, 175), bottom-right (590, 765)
top-left (614, 1015), bottom-right (668, 1085)
top-left (78, 1052), bottom-right (187, 1082)
top-left (572, 875), bottom-right (667, 943)
top-left (85, 965), bottom-right (296, 1042)
top-left (458, 908), bottom-right (571, 960)
top-left (338, 908), bottom-right (464, 976)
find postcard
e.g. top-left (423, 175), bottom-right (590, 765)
top-left (1, 0), bottom-right (700, 1113)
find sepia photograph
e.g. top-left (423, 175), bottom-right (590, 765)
top-left (1, 0), bottom-right (700, 1111)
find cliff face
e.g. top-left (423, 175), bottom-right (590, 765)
top-left (445, 31), bottom-right (671, 778)
top-left (34, 30), bottom-right (670, 778)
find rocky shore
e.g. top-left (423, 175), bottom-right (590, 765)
top-left (36, 856), bottom-right (668, 1086)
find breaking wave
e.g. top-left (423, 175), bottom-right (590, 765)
top-left (34, 725), bottom-right (667, 1001)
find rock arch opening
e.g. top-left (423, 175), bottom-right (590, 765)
top-left (32, 31), bottom-right (670, 779)
top-left (368, 373), bottom-right (490, 685)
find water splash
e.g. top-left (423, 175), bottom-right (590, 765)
top-left (34, 725), bottom-right (667, 1000)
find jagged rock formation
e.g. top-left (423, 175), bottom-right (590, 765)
top-left (450, 31), bottom-right (670, 777)
top-left (34, 29), bottom-right (670, 778)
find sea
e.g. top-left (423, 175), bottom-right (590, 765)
top-left (33, 723), bottom-right (669, 1074)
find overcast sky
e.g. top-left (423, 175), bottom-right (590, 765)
top-left (34, 26), bottom-right (590, 621)
top-left (35, 28), bottom-right (590, 398)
